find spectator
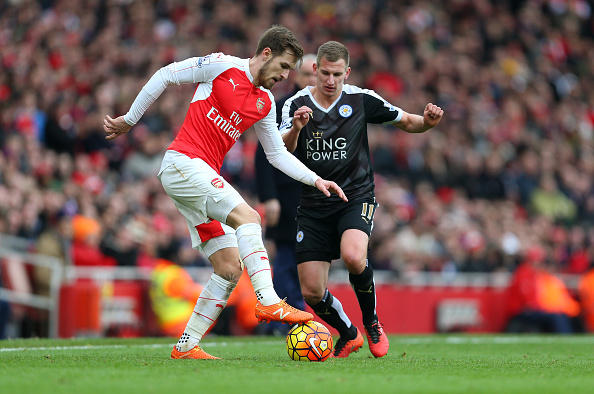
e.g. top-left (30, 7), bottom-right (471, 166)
top-left (71, 214), bottom-right (116, 267)
top-left (530, 174), bottom-right (577, 223)
top-left (506, 245), bottom-right (580, 333)
top-left (149, 259), bottom-right (205, 338)
top-left (0, 0), bottom-right (593, 300)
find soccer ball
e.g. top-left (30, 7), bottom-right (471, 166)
top-left (286, 321), bottom-right (333, 362)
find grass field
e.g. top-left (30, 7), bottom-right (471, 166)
top-left (1, 335), bottom-right (593, 393)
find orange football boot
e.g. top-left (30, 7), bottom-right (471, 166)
top-left (255, 299), bottom-right (313, 324)
top-left (364, 321), bottom-right (389, 358)
top-left (171, 345), bottom-right (220, 360)
top-left (331, 328), bottom-right (364, 358)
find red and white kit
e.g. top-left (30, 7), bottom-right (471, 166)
top-left (123, 53), bottom-right (319, 255)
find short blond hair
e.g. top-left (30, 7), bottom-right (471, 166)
top-left (317, 41), bottom-right (350, 68)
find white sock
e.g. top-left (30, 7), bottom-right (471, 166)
top-left (235, 223), bottom-right (280, 306)
top-left (176, 274), bottom-right (235, 352)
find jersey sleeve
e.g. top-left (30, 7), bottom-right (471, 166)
top-left (124, 53), bottom-right (231, 126)
top-left (362, 89), bottom-right (403, 125)
top-left (278, 95), bottom-right (298, 135)
top-left (253, 104), bottom-right (319, 187)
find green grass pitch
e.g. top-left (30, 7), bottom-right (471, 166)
top-left (1, 335), bottom-right (593, 393)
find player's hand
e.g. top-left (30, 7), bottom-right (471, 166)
top-left (264, 199), bottom-right (281, 227)
top-left (104, 115), bottom-right (132, 140)
top-left (314, 178), bottom-right (348, 202)
top-left (423, 103), bottom-right (444, 128)
top-left (292, 106), bottom-right (313, 131)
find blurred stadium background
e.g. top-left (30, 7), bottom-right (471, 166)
top-left (1, 0), bottom-right (594, 339)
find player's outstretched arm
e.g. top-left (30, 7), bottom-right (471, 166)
top-left (395, 103), bottom-right (444, 133)
top-left (314, 178), bottom-right (348, 202)
top-left (104, 57), bottom-right (212, 140)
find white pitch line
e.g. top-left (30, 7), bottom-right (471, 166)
top-left (391, 336), bottom-right (594, 345)
top-left (0, 340), bottom-right (282, 353)
top-left (2, 336), bottom-right (594, 353)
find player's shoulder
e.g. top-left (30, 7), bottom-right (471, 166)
top-left (208, 52), bottom-right (243, 65)
top-left (343, 84), bottom-right (378, 97)
top-left (286, 86), bottom-right (311, 104)
top-left (199, 53), bottom-right (245, 73)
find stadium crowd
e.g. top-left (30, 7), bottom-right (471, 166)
top-left (2, 0), bottom-right (594, 332)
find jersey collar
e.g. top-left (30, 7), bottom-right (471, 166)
top-left (306, 86), bottom-right (345, 113)
top-left (243, 58), bottom-right (254, 83)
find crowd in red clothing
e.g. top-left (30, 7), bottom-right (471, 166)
top-left (1, 1), bottom-right (594, 332)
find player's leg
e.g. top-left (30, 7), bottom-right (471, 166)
top-left (204, 181), bottom-right (310, 323)
top-left (224, 202), bottom-right (278, 305)
top-left (297, 258), bottom-right (364, 358)
top-left (173, 242), bottom-right (240, 360)
top-left (296, 209), bottom-right (363, 358)
top-left (160, 154), bottom-right (310, 327)
top-left (221, 202), bottom-right (312, 324)
top-left (339, 200), bottom-right (389, 358)
top-left (167, 205), bottom-right (240, 359)
top-left (159, 154), bottom-right (239, 359)
top-left (340, 229), bottom-right (376, 324)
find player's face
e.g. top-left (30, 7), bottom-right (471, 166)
top-left (296, 59), bottom-right (317, 89)
top-left (257, 50), bottom-right (297, 90)
top-left (314, 57), bottom-right (351, 99)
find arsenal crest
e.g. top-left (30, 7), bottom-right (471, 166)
top-left (256, 98), bottom-right (265, 113)
top-left (211, 178), bottom-right (224, 188)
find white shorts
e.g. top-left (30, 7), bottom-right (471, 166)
top-left (158, 150), bottom-right (242, 257)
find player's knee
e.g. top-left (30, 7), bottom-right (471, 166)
top-left (301, 287), bottom-right (324, 305)
top-left (246, 208), bottom-right (261, 225)
top-left (341, 250), bottom-right (366, 271)
top-left (227, 204), bottom-right (261, 228)
top-left (213, 264), bottom-right (243, 284)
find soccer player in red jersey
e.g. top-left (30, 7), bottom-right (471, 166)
top-left (103, 26), bottom-right (346, 360)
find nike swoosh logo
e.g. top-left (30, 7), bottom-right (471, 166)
top-left (309, 337), bottom-right (322, 357)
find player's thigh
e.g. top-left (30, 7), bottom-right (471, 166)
top-left (297, 260), bottom-right (329, 300)
top-left (171, 201), bottom-right (237, 256)
top-left (337, 199), bottom-right (375, 271)
top-left (295, 210), bottom-right (340, 263)
top-left (340, 229), bottom-right (369, 271)
top-left (159, 154), bottom-right (245, 225)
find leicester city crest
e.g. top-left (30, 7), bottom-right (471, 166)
top-left (339, 104), bottom-right (352, 118)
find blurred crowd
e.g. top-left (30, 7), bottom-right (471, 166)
top-left (1, 0), bottom-right (594, 288)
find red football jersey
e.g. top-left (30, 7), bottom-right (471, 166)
top-left (124, 53), bottom-right (318, 186)
top-left (168, 54), bottom-right (273, 172)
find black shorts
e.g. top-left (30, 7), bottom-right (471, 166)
top-left (295, 198), bottom-right (377, 264)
